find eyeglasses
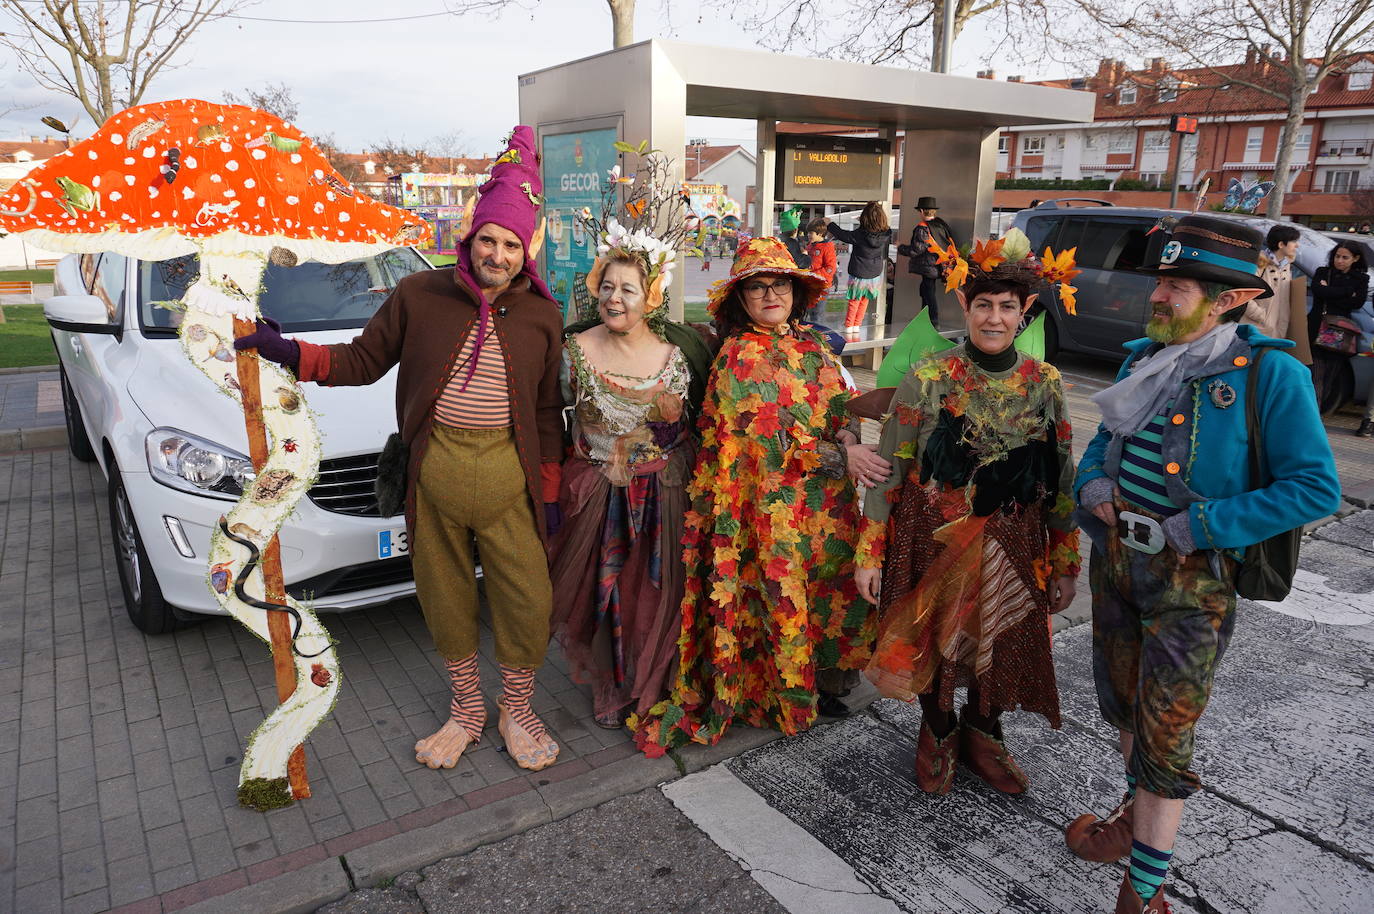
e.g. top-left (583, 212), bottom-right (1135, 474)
top-left (740, 278), bottom-right (794, 299)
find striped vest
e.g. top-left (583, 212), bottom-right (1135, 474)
top-left (1117, 406), bottom-right (1181, 517)
top-left (433, 324), bottom-right (512, 428)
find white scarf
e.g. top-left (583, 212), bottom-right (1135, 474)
top-left (1093, 324), bottom-right (1240, 436)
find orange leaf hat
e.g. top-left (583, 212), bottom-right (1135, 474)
top-left (0, 98), bottom-right (430, 264)
top-left (942, 227), bottom-right (1079, 311)
top-left (706, 236), bottom-right (830, 316)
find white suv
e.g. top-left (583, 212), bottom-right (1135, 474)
top-left (46, 248), bottom-right (430, 633)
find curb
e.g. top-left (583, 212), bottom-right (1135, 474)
top-left (0, 364), bottom-right (59, 375)
top-left (0, 423), bottom-right (65, 453)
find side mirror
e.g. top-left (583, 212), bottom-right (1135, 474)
top-left (45, 294), bottom-right (119, 335)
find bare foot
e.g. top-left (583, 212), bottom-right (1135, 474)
top-left (414, 719), bottom-right (478, 770)
top-left (498, 701), bottom-right (559, 771)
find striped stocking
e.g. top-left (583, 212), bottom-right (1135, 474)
top-left (445, 653), bottom-right (485, 740)
top-left (499, 664), bottom-right (548, 741)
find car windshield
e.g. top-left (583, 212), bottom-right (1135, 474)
top-left (136, 247), bottom-right (430, 335)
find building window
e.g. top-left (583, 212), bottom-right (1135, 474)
top-left (997, 135), bottom-right (1009, 153)
top-left (1057, 135), bottom-right (1066, 149)
top-left (1349, 67), bottom-right (1373, 91)
top-left (1109, 132), bottom-right (1134, 152)
top-left (1023, 135), bottom-right (1045, 153)
top-left (1245, 127), bottom-right (1264, 161)
top-left (1296, 129), bottom-right (1312, 149)
top-left (1119, 85), bottom-right (1137, 105)
top-left (1137, 173), bottom-right (1164, 188)
top-left (1324, 170), bottom-right (1359, 193)
top-left (1144, 131), bottom-right (1170, 151)
top-left (1084, 133), bottom-right (1100, 150)
top-left (1158, 82), bottom-right (1178, 102)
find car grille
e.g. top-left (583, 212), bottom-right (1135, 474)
top-left (287, 555), bottom-right (414, 602)
top-left (307, 452), bottom-right (397, 517)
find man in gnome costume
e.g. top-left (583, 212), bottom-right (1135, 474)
top-left (1064, 215), bottom-right (1340, 913)
top-left (236, 126), bottom-right (565, 773)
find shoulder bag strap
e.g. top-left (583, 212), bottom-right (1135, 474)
top-left (1246, 346), bottom-right (1267, 490)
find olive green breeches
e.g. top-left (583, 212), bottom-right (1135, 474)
top-left (412, 425), bottom-right (552, 668)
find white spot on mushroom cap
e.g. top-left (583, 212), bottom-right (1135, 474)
top-left (110, 133), bottom-right (124, 145)
top-left (244, 178), bottom-right (255, 189)
top-left (251, 149), bottom-right (266, 161)
top-left (109, 191), bottom-right (122, 201)
top-left (313, 202), bottom-right (325, 214)
top-left (182, 186), bottom-right (195, 200)
top-left (124, 175), bottom-right (135, 186)
top-left (124, 157), bottom-right (135, 166)
top-left (185, 156), bottom-right (198, 169)
top-left (326, 191), bottom-right (336, 202)
top-left (141, 147), bottom-right (156, 158)
top-left (87, 149), bottom-right (97, 160)
top-left (286, 195), bottom-right (299, 205)
top-left (339, 211), bottom-right (351, 222)
top-left (91, 176), bottom-right (100, 187)
top-left (313, 168), bottom-right (324, 179)
top-left (210, 174), bottom-right (222, 183)
top-left (225, 160), bottom-right (239, 172)
top-left (289, 153), bottom-right (302, 164)
top-left (224, 189), bottom-right (236, 198)
top-left (219, 142), bottom-right (231, 153)
top-left (257, 196), bottom-right (266, 207)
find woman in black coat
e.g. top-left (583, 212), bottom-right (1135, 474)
top-left (827, 201), bottom-right (893, 335)
top-left (1309, 242), bottom-right (1369, 409)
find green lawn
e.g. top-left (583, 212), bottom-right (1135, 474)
top-left (0, 305), bottom-right (58, 369)
top-left (426, 254), bottom-right (457, 267)
top-left (0, 268), bottom-right (54, 283)
top-left (681, 295), bottom-right (846, 325)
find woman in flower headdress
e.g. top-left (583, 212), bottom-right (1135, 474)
top-left (631, 236), bottom-right (891, 755)
top-left (852, 228), bottom-right (1082, 796)
top-left (547, 168), bottom-right (718, 728)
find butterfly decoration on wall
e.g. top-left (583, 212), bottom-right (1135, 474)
top-left (1220, 178), bottom-right (1275, 213)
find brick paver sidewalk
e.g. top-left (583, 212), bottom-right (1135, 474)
top-left (1, 448), bottom-right (739, 914)
top-left (0, 369), bottom-right (62, 433)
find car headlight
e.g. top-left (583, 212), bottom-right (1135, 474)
top-left (145, 428), bottom-right (255, 500)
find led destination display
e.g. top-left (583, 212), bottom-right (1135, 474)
top-left (776, 135), bottom-right (891, 203)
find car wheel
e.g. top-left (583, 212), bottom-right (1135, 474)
top-left (1317, 357), bottom-right (1355, 416)
top-left (108, 463), bottom-right (192, 634)
top-left (59, 364), bottom-right (97, 463)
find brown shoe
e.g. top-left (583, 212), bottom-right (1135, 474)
top-left (914, 718), bottom-right (958, 794)
top-left (1065, 791), bottom-right (1135, 862)
top-left (1115, 873), bottom-right (1170, 913)
top-left (958, 714), bottom-right (1028, 794)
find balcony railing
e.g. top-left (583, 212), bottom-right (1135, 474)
top-left (1319, 139), bottom-right (1373, 157)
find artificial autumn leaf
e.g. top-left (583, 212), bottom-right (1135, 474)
top-left (1041, 247), bottom-right (1081, 285)
top-left (971, 237), bottom-right (1007, 272)
top-left (944, 253), bottom-right (969, 292)
top-left (925, 234), bottom-right (951, 263)
top-left (1059, 282), bottom-right (1078, 316)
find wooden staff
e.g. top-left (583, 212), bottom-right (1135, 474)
top-left (233, 316), bottom-right (310, 800)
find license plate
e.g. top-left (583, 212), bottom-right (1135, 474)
top-left (377, 527), bottom-right (409, 560)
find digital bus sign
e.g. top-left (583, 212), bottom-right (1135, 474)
top-left (776, 135), bottom-right (891, 203)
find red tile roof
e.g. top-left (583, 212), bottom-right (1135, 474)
top-left (685, 144), bottom-right (746, 180)
top-left (0, 138), bottom-right (69, 162)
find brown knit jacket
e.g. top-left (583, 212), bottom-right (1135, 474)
top-left (311, 267), bottom-right (565, 544)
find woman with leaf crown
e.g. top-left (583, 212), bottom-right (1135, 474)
top-left (546, 152), bottom-right (717, 729)
top-left (852, 228), bottom-right (1082, 796)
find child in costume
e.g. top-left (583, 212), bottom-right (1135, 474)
top-left (853, 229), bottom-right (1081, 795)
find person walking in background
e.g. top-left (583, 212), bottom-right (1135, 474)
top-left (805, 217), bottom-right (838, 323)
top-left (898, 196), bottom-right (958, 327)
top-left (827, 201), bottom-right (893, 336)
top-left (1309, 241), bottom-right (1369, 409)
top-left (778, 206), bottom-right (808, 268)
top-left (1243, 224), bottom-right (1299, 340)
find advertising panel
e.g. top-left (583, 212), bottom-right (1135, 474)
top-left (541, 127), bottom-right (619, 321)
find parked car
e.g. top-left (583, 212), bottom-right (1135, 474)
top-left (1009, 201), bottom-right (1333, 362)
top-left (46, 248), bottom-right (430, 634)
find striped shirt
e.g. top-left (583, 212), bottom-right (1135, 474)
top-left (433, 323), bottom-right (512, 428)
top-left (1117, 406), bottom-right (1181, 517)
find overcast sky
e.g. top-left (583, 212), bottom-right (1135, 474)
top-left (0, 1), bottom-right (1058, 155)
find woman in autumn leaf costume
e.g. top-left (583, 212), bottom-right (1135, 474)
top-left (854, 229), bottom-right (1082, 795)
top-left (631, 238), bottom-right (885, 755)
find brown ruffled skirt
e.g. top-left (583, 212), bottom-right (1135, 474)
top-left (547, 445), bottom-right (695, 720)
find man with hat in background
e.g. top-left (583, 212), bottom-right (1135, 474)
top-left (1063, 215), bottom-right (1340, 913)
top-left (897, 196), bottom-right (957, 325)
top-left (236, 125), bottom-right (566, 774)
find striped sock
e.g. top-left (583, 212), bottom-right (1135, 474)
top-left (445, 653), bottom-right (485, 740)
top-left (499, 664), bottom-right (548, 741)
top-left (1126, 770), bottom-right (1137, 798)
top-left (1128, 839), bottom-right (1172, 901)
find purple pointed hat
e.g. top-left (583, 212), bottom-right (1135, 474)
top-left (464, 125), bottom-right (542, 252)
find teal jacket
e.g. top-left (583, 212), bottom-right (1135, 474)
top-left (1074, 326), bottom-right (1342, 554)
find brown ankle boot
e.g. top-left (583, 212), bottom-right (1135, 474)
top-left (1115, 873), bottom-right (1170, 913)
top-left (1066, 791), bottom-right (1135, 862)
top-left (958, 713), bottom-right (1028, 794)
top-left (914, 718), bottom-right (958, 794)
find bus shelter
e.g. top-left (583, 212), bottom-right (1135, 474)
top-left (519, 39), bottom-right (1095, 323)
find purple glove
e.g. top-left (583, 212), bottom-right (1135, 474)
top-left (544, 502), bottom-right (563, 536)
top-left (233, 317), bottom-right (301, 375)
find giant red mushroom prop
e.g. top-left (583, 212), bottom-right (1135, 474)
top-left (0, 99), bottom-right (430, 810)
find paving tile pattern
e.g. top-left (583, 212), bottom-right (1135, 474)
top-left (0, 449), bottom-right (641, 913)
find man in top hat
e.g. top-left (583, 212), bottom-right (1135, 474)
top-left (1063, 215), bottom-right (1340, 913)
top-left (236, 125), bottom-right (566, 774)
top-left (897, 196), bottom-right (957, 325)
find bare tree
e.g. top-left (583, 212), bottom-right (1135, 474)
top-left (1069, 0), bottom-right (1374, 217)
top-left (224, 81), bottom-right (299, 123)
top-left (0, 0), bottom-right (249, 127)
top-left (368, 138), bottom-right (432, 175)
top-left (424, 131), bottom-right (472, 174)
top-left (445, 0), bottom-right (636, 48)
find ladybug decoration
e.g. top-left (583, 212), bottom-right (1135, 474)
top-left (282, 437), bottom-right (298, 453)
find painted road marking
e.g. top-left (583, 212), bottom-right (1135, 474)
top-left (1253, 567), bottom-right (1374, 626)
top-left (663, 763), bottom-right (902, 914)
